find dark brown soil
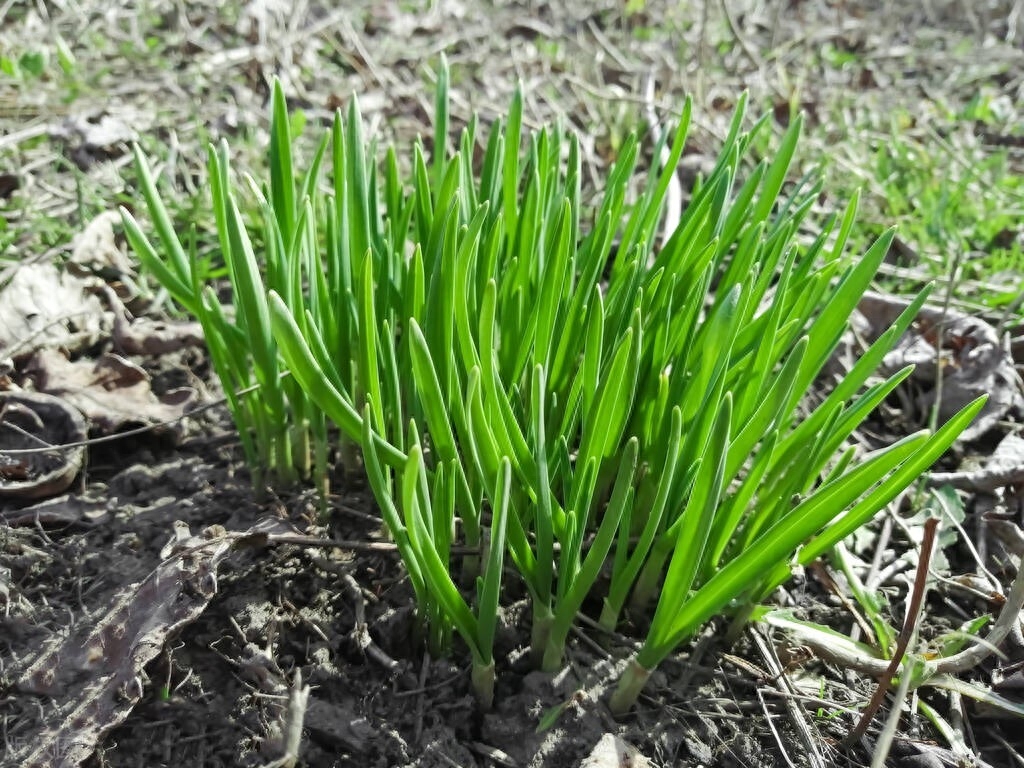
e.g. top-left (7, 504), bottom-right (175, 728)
top-left (2, 429), bottom-right (836, 768)
top-left (3, 393), bottom-right (1021, 767)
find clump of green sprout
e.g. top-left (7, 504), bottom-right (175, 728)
top-left (122, 110), bottom-right (330, 494)
top-left (124, 58), bottom-right (983, 712)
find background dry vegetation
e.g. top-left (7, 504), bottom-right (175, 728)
top-left (2, 1), bottom-right (1024, 767)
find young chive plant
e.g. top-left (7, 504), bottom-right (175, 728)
top-left (121, 108), bottom-right (330, 493)
top-left (127, 59), bottom-right (983, 711)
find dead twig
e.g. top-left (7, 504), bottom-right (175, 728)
top-left (843, 517), bottom-right (938, 750)
top-left (927, 464), bottom-right (1024, 492)
top-left (340, 571), bottom-right (400, 673)
top-left (751, 628), bottom-right (830, 768)
top-left (871, 662), bottom-right (915, 768)
top-left (929, 557), bottom-right (1024, 676)
top-left (258, 669), bottom-right (311, 768)
top-left (790, 529), bottom-right (1024, 680)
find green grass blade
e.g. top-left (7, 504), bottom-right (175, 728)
top-left (269, 77), bottom-right (296, 246)
top-left (476, 457), bottom-right (511, 663)
top-left (358, 249), bottom-right (385, 431)
top-left (544, 438), bottom-right (638, 670)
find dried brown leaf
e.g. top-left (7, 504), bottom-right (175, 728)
top-left (23, 348), bottom-right (196, 438)
top-left (0, 390), bottom-right (87, 500)
top-left (10, 518), bottom-right (293, 768)
top-left (0, 263), bottom-right (107, 360)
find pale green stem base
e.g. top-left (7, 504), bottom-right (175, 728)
top-left (629, 542), bottom-right (670, 615)
top-left (426, 603), bottom-right (451, 658)
top-left (271, 422), bottom-right (296, 485)
top-left (313, 430), bottom-right (330, 517)
top-left (541, 633), bottom-right (566, 673)
top-left (530, 604), bottom-right (554, 669)
top-left (338, 437), bottom-right (361, 476)
top-left (471, 659), bottom-right (496, 710)
top-left (609, 656), bottom-right (652, 716)
top-left (598, 597), bottom-right (620, 634)
top-left (724, 601), bottom-right (755, 645)
top-left (461, 524), bottom-right (482, 585)
top-left (291, 420), bottom-right (311, 480)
